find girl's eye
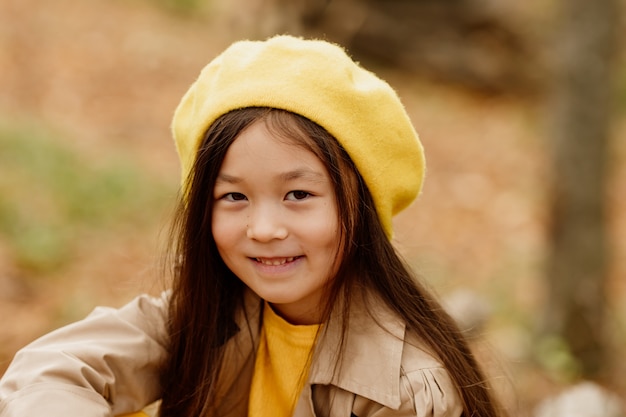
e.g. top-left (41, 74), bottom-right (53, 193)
top-left (286, 190), bottom-right (311, 201)
top-left (223, 192), bottom-right (247, 201)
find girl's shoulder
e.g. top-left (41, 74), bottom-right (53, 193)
top-left (364, 308), bottom-right (463, 416)
top-left (312, 295), bottom-right (463, 416)
top-left (399, 331), bottom-right (463, 412)
top-left (400, 327), bottom-right (447, 371)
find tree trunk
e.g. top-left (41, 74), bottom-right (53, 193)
top-left (544, 0), bottom-right (618, 378)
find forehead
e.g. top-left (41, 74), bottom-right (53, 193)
top-left (218, 119), bottom-right (328, 179)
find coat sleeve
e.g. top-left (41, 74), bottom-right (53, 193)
top-left (0, 292), bottom-right (170, 417)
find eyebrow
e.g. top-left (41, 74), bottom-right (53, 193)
top-left (279, 168), bottom-right (326, 182)
top-left (215, 173), bottom-right (242, 184)
top-left (216, 169), bottom-right (326, 184)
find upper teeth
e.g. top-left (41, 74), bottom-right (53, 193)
top-left (256, 257), bottom-right (295, 266)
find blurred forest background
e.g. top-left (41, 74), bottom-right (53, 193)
top-left (0, 0), bottom-right (625, 415)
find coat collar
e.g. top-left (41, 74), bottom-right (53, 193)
top-left (226, 289), bottom-right (407, 411)
top-left (308, 291), bottom-right (406, 410)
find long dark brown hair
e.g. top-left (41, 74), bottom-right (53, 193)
top-left (159, 107), bottom-right (506, 417)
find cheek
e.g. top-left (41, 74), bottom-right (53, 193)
top-left (307, 206), bottom-right (341, 251)
top-left (211, 213), bottom-right (240, 251)
top-left (321, 205), bottom-right (343, 270)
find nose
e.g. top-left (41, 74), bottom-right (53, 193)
top-left (246, 205), bottom-right (288, 241)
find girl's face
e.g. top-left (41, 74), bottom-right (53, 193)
top-left (212, 119), bottom-right (340, 325)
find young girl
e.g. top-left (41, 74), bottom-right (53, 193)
top-left (0, 35), bottom-right (506, 417)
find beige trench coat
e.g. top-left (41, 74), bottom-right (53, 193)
top-left (0, 291), bottom-right (462, 417)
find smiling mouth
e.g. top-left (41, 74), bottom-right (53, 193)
top-left (254, 256), bottom-right (300, 266)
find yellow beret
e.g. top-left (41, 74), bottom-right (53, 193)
top-left (172, 35), bottom-right (425, 238)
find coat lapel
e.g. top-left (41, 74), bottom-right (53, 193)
top-left (306, 292), bottom-right (406, 412)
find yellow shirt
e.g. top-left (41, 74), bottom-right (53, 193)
top-left (248, 304), bottom-right (320, 417)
